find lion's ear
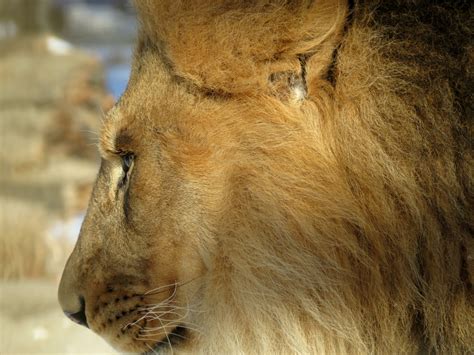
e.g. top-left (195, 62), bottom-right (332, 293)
top-left (134, 0), bottom-right (348, 96)
top-left (268, 66), bottom-right (307, 103)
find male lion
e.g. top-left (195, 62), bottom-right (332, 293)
top-left (58, 1), bottom-right (473, 354)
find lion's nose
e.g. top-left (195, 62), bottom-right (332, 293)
top-left (58, 256), bottom-right (89, 328)
top-left (64, 296), bottom-right (89, 328)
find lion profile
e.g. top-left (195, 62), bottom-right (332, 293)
top-left (58, 1), bottom-right (473, 353)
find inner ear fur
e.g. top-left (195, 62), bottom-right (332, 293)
top-left (134, 0), bottom-right (349, 96)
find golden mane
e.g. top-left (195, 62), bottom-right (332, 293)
top-left (133, 1), bottom-right (474, 353)
top-left (58, 1), bottom-right (473, 353)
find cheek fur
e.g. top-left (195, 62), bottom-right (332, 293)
top-left (108, 163), bottom-right (123, 200)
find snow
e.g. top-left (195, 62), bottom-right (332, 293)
top-left (49, 213), bottom-right (85, 244)
top-left (46, 35), bottom-right (73, 56)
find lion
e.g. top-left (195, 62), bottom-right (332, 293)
top-left (58, 0), bottom-right (473, 353)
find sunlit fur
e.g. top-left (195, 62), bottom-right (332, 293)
top-left (59, 1), bottom-right (473, 354)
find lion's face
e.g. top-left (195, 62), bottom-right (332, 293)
top-left (58, 50), bottom-right (229, 352)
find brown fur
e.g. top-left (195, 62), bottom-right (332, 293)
top-left (58, 1), bottom-right (474, 353)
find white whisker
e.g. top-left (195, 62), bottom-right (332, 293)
top-left (156, 314), bottom-right (174, 354)
top-left (145, 342), bottom-right (158, 354)
top-left (144, 282), bottom-right (177, 296)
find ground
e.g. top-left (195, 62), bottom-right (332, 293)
top-left (0, 281), bottom-right (114, 354)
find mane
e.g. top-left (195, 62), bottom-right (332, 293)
top-left (134, 1), bottom-right (473, 353)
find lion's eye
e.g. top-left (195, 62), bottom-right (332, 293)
top-left (121, 153), bottom-right (134, 173)
top-left (118, 153), bottom-right (134, 189)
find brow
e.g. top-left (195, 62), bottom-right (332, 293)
top-left (99, 126), bottom-right (133, 158)
top-left (115, 131), bottom-right (134, 152)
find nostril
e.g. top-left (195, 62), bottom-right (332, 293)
top-left (64, 296), bottom-right (88, 328)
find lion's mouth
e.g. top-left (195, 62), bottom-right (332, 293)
top-left (142, 325), bottom-right (188, 354)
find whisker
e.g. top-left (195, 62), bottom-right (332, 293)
top-left (143, 282), bottom-right (177, 296)
top-left (156, 315), bottom-right (174, 354)
top-left (141, 323), bottom-right (202, 335)
top-left (143, 310), bottom-right (183, 319)
top-left (122, 309), bottom-right (156, 330)
top-left (140, 305), bottom-right (203, 317)
top-left (128, 306), bottom-right (182, 328)
top-left (140, 304), bottom-right (201, 311)
top-left (145, 342), bottom-right (159, 354)
top-left (79, 129), bottom-right (100, 136)
top-left (124, 277), bottom-right (204, 346)
top-left (166, 322), bottom-right (202, 334)
top-left (143, 276), bottom-right (201, 297)
top-left (141, 317), bottom-right (188, 332)
top-left (142, 291), bottom-right (177, 311)
top-left (137, 335), bottom-right (168, 343)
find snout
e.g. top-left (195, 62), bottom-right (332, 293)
top-left (58, 257), bottom-right (89, 327)
top-left (63, 297), bottom-right (88, 327)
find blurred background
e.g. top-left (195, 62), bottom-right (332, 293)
top-left (0, 0), bottom-right (136, 352)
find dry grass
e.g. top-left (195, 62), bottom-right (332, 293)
top-left (0, 36), bottom-right (105, 282)
top-left (0, 198), bottom-right (50, 279)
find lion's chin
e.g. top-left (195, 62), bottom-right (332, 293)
top-left (142, 326), bottom-right (188, 355)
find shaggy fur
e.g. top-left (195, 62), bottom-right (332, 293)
top-left (59, 1), bottom-right (473, 354)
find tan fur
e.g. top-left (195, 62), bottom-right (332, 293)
top-left (59, 1), bottom-right (474, 354)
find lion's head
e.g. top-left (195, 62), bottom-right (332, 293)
top-left (59, 1), bottom-right (473, 354)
